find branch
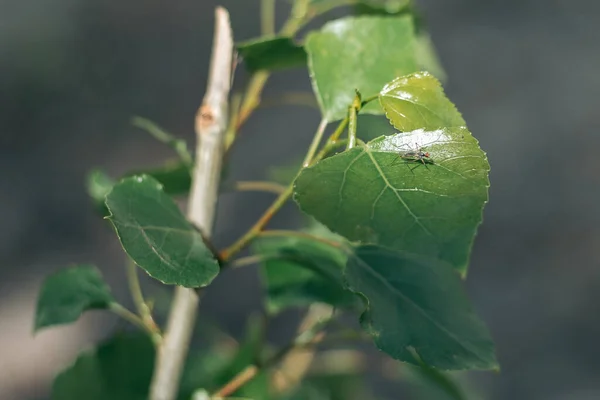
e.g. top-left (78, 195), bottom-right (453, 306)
top-left (148, 7), bottom-right (234, 400)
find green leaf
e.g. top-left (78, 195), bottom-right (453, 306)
top-left (128, 160), bottom-right (192, 197)
top-left (105, 175), bottom-right (219, 287)
top-left (254, 232), bottom-right (358, 314)
top-left (345, 245), bottom-right (498, 370)
top-left (131, 116), bottom-right (194, 168)
top-left (379, 71), bottom-right (464, 132)
top-left (294, 126), bottom-right (489, 273)
top-left (237, 36), bottom-right (307, 72)
top-left (52, 333), bottom-right (155, 400)
top-left (86, 162), bottom-right (191, 218)
top-left (35, 265), bottom-right (115, 332)
top-left (306, 15), bottom-right (418, 121)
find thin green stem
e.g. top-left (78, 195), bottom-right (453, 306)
top-left (261, 0), bottom-right (276, 35)
top-left (234, 180), bottom-right (288, 195)
top-left (219, 184), bottom-right (293, 261)
top-left (258, 229), bottom-right (342, 248)
top-left (220, 114), bottom-right (333, 261)
top-left (327, 117), bottom-right (349, 144)
top-left (109, 303), bottom-right (162, 345)
top-left (131, 116), bottom-right (193, 169)
top-left (227, 0), bottom-right (314, 150)
top-left (347, 91), bottom-right (362, 150)
top-left (361, 94), bottom-right (379, 107)
top-left (303, 118), bottom-right (328, 167)
top-left (280, 0), bottom-right (311, 35)
top-left (126, 260), bottom-right (161, 337)
top-left (229, 254), bottom-right (265, 269)
top-left (235, 71), bottom-right (270, 135)
top-left (224, 92), bottom-right (243, 150)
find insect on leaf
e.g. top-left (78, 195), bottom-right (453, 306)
top-left (294, 126), bottom-right (489, 274)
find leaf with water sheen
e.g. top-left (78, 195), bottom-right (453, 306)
top-left (237, 36), bottom-right (307, 72)
top-left (294, 127), bottom-right (489, 273)
top-left (306, 15), bottom-right (418, 121)
top-left (379, 71), bottom-right (464, 132)
top-left (255, 234), bottom-right (357, 314)
top-left (105, 175), bottom-right (219, 287)
top-left (34, 265), bottom-right (115, 332)
top-left (345, 245), bottom-right (498, 370)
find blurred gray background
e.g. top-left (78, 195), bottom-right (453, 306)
top-left (1, 0), bottom-right (599, 399)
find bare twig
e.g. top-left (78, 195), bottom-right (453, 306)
top-left (148, 7), bottom-right (234, 400)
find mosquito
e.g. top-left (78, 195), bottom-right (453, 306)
top-left (388, 142), bottom-right (434, 172)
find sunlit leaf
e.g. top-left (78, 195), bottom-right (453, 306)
top-left (237, 36), bottom-right (307, 72)
top-left (105, 175), bottom-right (219, 287)
top-left (35, 265), bottom-right (114, 332)
top-left (306, 15), bottom-right (418, 121)
top-left (345, 245), bottom-right (498, 370)
top-left (379, 71), bottom-right (464, 132)
top-left (294, 127), bottom-right (489, 273)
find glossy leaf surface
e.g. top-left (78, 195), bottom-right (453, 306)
top-left (237, 36), bottom-right (307, 72)
top-left (345, 245), bottom-right (498, 370)
top-left (105, 175), bottom-right (219, 287)
top-left (306, 15), bottom-right (418, 121)
top-left (35, 265), bottom-right (114, 332)
top-left (294, 127), bottom-right (489, 273)
top-left (379, 71), bottom-right (464, 132)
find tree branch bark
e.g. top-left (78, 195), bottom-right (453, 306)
top-left (148, 7), bottom-right (234, 400)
